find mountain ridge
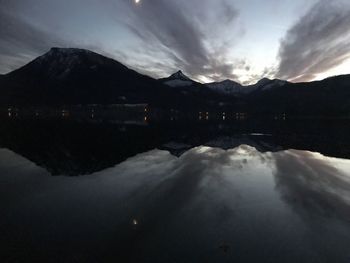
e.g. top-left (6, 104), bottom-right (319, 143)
top-left (159, 70), bottom-right (289, 95)
top-left (1, 47), bottom-right (350, 116)
top-left (0, 47), bottom-right (168, 106)
top-left (0, 48), bottom-right (225, 109)
top-left (159, 70), bottom-right (200, 88)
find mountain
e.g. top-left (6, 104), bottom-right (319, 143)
top-left (1, 119), bottom-right (350, 176)
top-left (205, 79), bottom-right (243, 95)
top-left (204, 74), bottom-right (350, 116)
top-left (206, 78), bottom-right (289, 96)
top-left (252, 78), bottom-right (289, 91)
top-left (157, 70), bottom-right (232, 107)
top-left (0, 48), bottom-right (185, 107)
top-left (0, 48), bottom-right (232, 110)
top-left (245, 74), bottom-right (350, 116)
top-left (159, 70), bottom-right (199, 87)
top-left (1, 47), bottom-right (350, 116)
top-left (160, 71), bottom-right (289, 96)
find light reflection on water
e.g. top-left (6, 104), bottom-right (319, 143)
top-left (1, 144), bottom-right (350, 262)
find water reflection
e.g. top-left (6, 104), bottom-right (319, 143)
top-left (1, 143), bottom-right (350, 262)
top-left (0, 119), bottom-right (350, 176)
top-left (274, 150), bottom-right (350, 221)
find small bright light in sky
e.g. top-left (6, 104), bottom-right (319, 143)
top-left (134, 0), bottom-right (141, 5)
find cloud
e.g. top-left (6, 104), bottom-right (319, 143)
top-left (0, 0), bottom-right (245, 82)
top-left (0, 9), bottom-right (69, 73)
top-left (0, 5), bottom-right (120, 74)
top-left (273, 150), bottom-right (350, 222)
top-left (276, 0), bottom-right (350, 82)
top-left (117, 0), bottom-right (242, 82)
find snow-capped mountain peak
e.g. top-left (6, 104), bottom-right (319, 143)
top-left (205, 79), bottom-right (243, 95)
top-left (160, 70), bottom-right (196, 88)
top-left (206, 77), bottom-right (289, 95)
top-left (169, 70), bottom-right (192, 81)
top-left (257, 78), bottom-right (288, 91)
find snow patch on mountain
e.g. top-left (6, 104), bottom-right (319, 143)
top-left (261, 79), bottom-right (288, 91)
top-left (206, 79), bottom-right (257, 95)
top-left (170, 70), bottom-right (192, 81)
top-left (160, 70), bottom-right (197, 88)
top-left (205, 79), bottom-right (243, 94)
top-left (206, 78), bottom-right (288, 95)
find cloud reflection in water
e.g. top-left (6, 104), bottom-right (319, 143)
top-left (273, 150), bottom-right (350, 222)
top-left (1, 145), bottom-right (350, 262)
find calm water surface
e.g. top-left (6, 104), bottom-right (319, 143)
top-left (1, 119), bottom-right (350, 262)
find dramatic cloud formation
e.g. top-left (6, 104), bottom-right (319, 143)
top-left (277, 0), bottom-right (350, 82)
top-left (0, 0), bottom-right (350, 83)
top-left (274, 150), bottom-right (350, 222)
top-left (0, 2), bottom-right (115, 72)
top-left (116, 0), bottom-right (242, 81)
top-left (0, 9), bottom-right (66, 72)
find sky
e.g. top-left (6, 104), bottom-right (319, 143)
top-left (1, 0), bottom-right (350, 84)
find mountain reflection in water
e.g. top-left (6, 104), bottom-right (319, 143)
top-left (0, 118), bottom-right (350, 176)
top-left (1, 119), bottom-right (350, 262)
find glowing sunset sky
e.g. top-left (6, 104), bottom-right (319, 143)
top-left (0, 0), bottom-right (350, 84)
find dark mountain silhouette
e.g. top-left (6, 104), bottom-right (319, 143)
top-left (0, 47), bottom-right (350, 116)
top-left (205, 78), bottom-right (289, 96)
top-left (159, 70), bottom-right (199, 87)
top-left (0, 48), bottom-right (229, 110)
top-left (206, 79), bottom-right (243, 95)
top-left (246, 74), bottom-right (350, 116)
top-left (164, 74), bottom-right (289, 96)
top-left (203, 74), bottom-right (350, 116)
top-left (157, 69), bottom-right (350, 116)
top-left (0, 119), bottom-right (350, 176)
top-left (0, 48), bottom-right (169, 106)
top-left (158, 70), bottom-right (229, 108)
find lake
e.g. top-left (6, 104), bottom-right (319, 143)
top-left (1, 118), bottom-right (350, 262)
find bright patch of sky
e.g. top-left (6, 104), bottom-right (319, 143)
top-left (0, 0), bottom-right (349, 84)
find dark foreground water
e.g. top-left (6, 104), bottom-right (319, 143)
top-left (1, 119), bottom-right (350, 262)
